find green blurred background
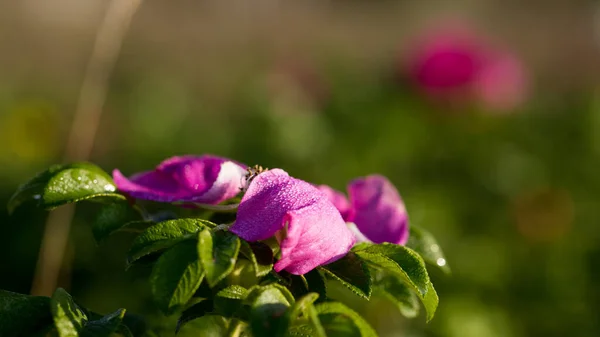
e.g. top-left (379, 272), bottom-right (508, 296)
top-left (1, 1), bottom-right (599, 336)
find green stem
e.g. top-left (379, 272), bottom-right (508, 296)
top-left (228, 319), bottom-right (246, 337)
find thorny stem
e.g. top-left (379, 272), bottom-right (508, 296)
top-left (31, 0), bottom-right (144, 296)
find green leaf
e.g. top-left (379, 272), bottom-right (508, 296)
top-left (51, 288), bottom-right (88, 337)
top-left (288, 325), bottom-right (318, 337)
top-left (239, 241), bottom-right (273, 277)
top-left (0, 290), bottom-right (53, 337)
top-left (286, 293), bottom-right (319, 320)
top-left (198, 229), bottom-right (241, 287)
top-left (374, 275), bottom-right (420, 319)
top-left (225, 319), bottom-right (249, 337)
top-left (421, 282), bottom-right (439, 323)
top-left (285, 293), bottom-right (327, 337)
top-left (150, 241), bottom-right (205, 315)
top-left (178, 315), bottom-right (228, 336)
top-left (353, 244), bottom-right (428, 296)
top-left (314, 302), bottom-right (377, 337)
top-left (214, 285), bottom-right (248, 318)
top-left (92, 202), bottom-right (142, 243)
top-left (245, 284), bottom-right (294, 337)
top-left (319, 252), bottom-right (371, 300)
top-left (245, 283), bottom-right (295, 307)
top-left (8, 162), bottom-right (125, 213)
top-left (217, 285), bottom-right (248, 300)
top-left (406, 225), bottom-right (450, 274)
top-left (80, 308), bottom-right (126, 337)
top-left (176, 300), bottom-right (214, 333)
top-left (127, 219), bottom-right (205, 266)
top-left (353, 243), bottom-right (438, 321)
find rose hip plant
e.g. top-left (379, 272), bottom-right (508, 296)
top-left (1, 155), bottom-right (449, 337)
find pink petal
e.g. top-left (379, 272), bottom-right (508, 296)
top-left (475, 51), bottom-right (529, 111)
top-left (113, 169), bottom-right (187, 202)
top-left (229, 169), bottom-right (356, 275)
top-left (316, 185), bottom-right (353, 221)
top-left (347, 175), bottom-right (409, 245)
top-left (408, 24), bottom-right (487, 98)
top-left (113, 155), bottom-right (246, 204)
top-left (347, 222), bottom-right (370, 243)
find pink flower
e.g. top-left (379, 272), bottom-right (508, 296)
top-left (406, 23), bottom-right (528, 111)
top-left (408, 26), bottom-right (484, 100)
top-left (320, 175), bottom-right (409, 245)
top-left (229, 169), bottom-right (356, 275)
top-left (112, 155), bottom-right (246, 204)
top-left (474, 51), bottom-right (529, 112)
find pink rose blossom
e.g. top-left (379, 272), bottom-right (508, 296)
top-left (408, 26), bottom-right (485, 101)
top-left (474, 50), bottom-right (529, 112)
top-left (229, 169), bottom-right (355, 275)
top-left (406, 23), bottom-right (528, 111)
top-left (112, 155), bottom-right (246, 204)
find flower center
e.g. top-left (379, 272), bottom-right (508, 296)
top-left (240, 164), bottom-right (268, 192)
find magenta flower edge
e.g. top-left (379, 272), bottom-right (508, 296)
top-left (112, 155), bottom-right (247, 204)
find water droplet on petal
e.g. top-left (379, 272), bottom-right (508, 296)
top-left (430, 244), bottom-right (440, 253)
top-left (77, 177), bottom-right (82, 181)
top-left (104, 184), bottom-right (116, 192)
top-left (92, 180), bottom-right (98, 184)
top-left (436, 258), bottom-right (446, 267)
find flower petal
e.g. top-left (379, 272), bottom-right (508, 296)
top-left (347, 175), bottom-right (409, 245)
top-left (346, 222), bottom-right (370, 243)
top-left (230, 169), bottom-right (356, 275)
top-left (113, 155), bottom-right (246, 204)
top-left (474, 51), bottom-right (528, 112)
top-left (408, 24), bottom-right (486, 98)
top-left (317, 185), bottom-right (353, 221)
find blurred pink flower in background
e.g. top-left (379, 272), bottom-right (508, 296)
top-left (405, 22), bottom-right (529, 112)
top-left (474, 51), bottom-right (529, 111)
